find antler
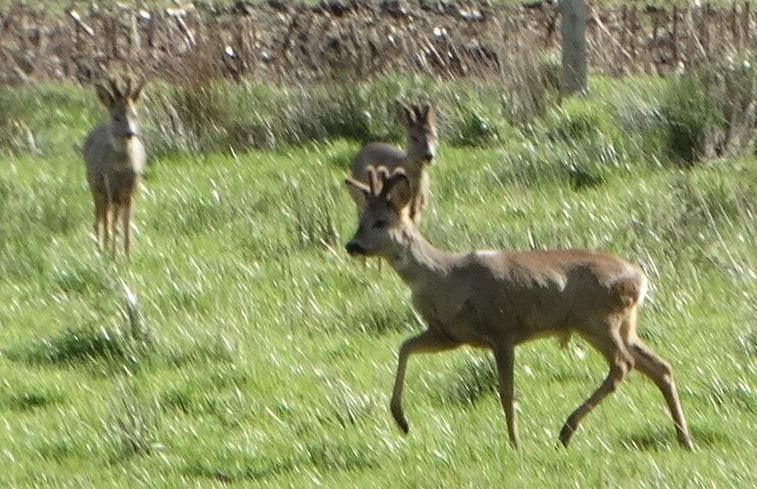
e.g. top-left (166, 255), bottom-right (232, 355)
top-left (125, 74), bottom-right (133, 96)
top-left (364, 165), bottom-right (407, 198)
top-left (130, 77), bottom-right (145, 99)
top-left (97, 73), bottom-right (145, 100)
top-left (124, 73), bottom-right (146, 99)
top-left (367, 165), bottom-right (379, 196)
top-left (412, 104), bottom-right (423, 121)
top-left (107, 76), bottom-right (122, 99)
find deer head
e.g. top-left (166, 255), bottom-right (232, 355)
top-left (397, 102), bottom-right (438, 165)
top-left (94, 74), bottom-right (145, 142)
top-left (345, 166), bottom-right (414, 259)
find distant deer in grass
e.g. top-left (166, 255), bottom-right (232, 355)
top-left (347, 102), bottom-right (438, 226)
top-left (82, 74), bottom-right (146, 257)
top-left (344, 166), bottom-right (694, 450)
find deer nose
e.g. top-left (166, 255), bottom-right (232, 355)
top-left (423, 152), bottom-right (434, 162)
top-left (345, 241), bottom-right (365, 256)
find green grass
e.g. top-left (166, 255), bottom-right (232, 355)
top-left (0, 75), bottom-right (755, 488)
top-left (0, 0), bottom-right (727, 9)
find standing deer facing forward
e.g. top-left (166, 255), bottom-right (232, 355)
top-left (82, 74), bottom-right (146, 257)
top-left (344, 166), bottom-right (693, 449)
top-left (348, 102), bottom-right (437, 225)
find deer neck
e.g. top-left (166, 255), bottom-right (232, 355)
top-left (387, 227), bottom-right (454, 287)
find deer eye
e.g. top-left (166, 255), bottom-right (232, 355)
top-left (373, 219), bottom-right (388, 230)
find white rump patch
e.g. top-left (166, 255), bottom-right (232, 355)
top-left (637, 272), bottom-right (649, 304)
top-left (475, 250), bottom-right (499, 259)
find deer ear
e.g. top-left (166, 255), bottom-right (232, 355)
top-left (125, 73), bottom-right (145, 101)
top-left (108, 77), bottom-right (123, 99)
top-left (94, 83), bottom-right (114, 108)
top-left (130, 78), bottom-right (145, 102)
top-left (396, 101), bottom-right (415, 127)
top-left (382, 170), bottom-right (413, 212)
top-left (344, 177), bottom-right (370, 198)
top-left (422, 103), bottom-right (435, 126)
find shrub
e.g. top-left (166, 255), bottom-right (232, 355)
top-left (0, 88), bottom-right (41, 155)
top-left (105, 383), bottom-right (162, 459)
top-left (661, 55), bottom-right (756, 165)
top-left (142, 79), bottom-right (402, 156)
top-left (501, 50), bottom-right (561, 128)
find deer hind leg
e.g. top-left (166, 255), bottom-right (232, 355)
top-left (103, 203), bottom-right (113, 256)
top-left (494, 344), bottom-right (519, 448)
top-left (92, 192), bottom-right (107, 251)
top-left (390, 329), bottom-right (458, 434)
top-left (622, 307), bottom-right (693, 449)
top-left (628, 338), bottom-right (693, 449)
top-left (109, 203), bottom-right (121, 257)
top-left (559, 322), bottom-right (635, 447)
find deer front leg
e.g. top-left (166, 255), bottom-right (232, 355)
top-left (390, 328), bottom-right (458, 434)
top-left (122, 199), bottom-right (133, 257)
top-left (494, 344), bottom-right (519, 448)
top-left (92, 192), bottom-right (107, 251)
top-left (103, 175), bottom-right (116, 257)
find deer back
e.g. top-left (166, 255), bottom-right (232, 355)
top-left (349, 103), bottom-right (437, 222)
top-left (346, 168), bottom-right (647, 347)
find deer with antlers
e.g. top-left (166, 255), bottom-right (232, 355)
top-left (344, 166), bottom-right (694, 449)
top-left (347, 102), bottom-right (438, 226)
top-left (82, 74), bottom-right (146, 257)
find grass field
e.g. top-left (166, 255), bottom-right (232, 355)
top-left (0, 70), bottom-right (755, 488)
top-left (0, 0), bottom-right (733, 12)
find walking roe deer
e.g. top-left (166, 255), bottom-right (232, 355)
top-left (344, 166), bottom-right (694, 449)
top-left (348, 102), bottom-right (437, 225)
top-left (82, 74), bottom-right (146, 256)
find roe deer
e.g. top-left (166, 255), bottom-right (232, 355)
top-left (82, 74), bottom-right (146, 257)
top-left (344, 166), bottom-right (693, 450)
top-left (348, 102), bottom-right (437, 225)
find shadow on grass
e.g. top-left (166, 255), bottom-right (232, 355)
top-left (3, 322), bottom-right (153, 376)
top-left (622, 425), bottom-right (728, 451)
top-left (1, 387), bottom-right (65, 412)
top-left (6, 324), bottom-right (130, 365)
top-left (443, 355), bottom-right (497, 407)
top-left (621, 431), bottom-right (677, 452)
top-left (186, 454), bottom-right (301, 484)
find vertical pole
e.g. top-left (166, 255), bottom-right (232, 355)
top-left (130, 11), bottom-right (140, 59)
top-left (743, 2), bottom-right (750, 45)
top-left (672, 6), bottom-right (678, 63)
top-left (561, 0), bottom-right (587, 94)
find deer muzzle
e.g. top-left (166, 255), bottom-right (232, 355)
top-left (345, 241), bottom-right (366, 256)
